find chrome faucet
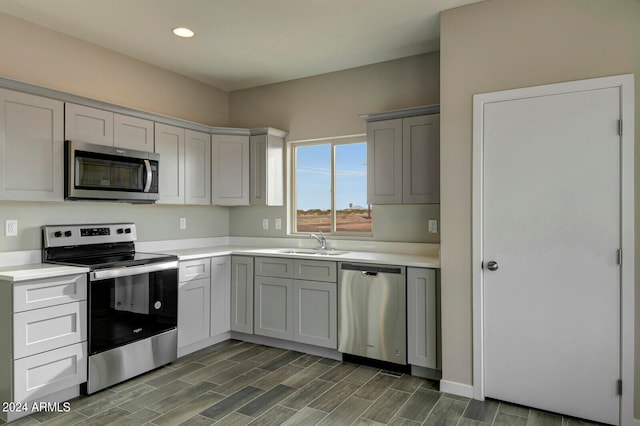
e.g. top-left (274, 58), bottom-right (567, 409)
top-left (310, 231), bottom-right (327, 250)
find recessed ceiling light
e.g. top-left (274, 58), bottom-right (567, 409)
top-left (172, 27), bottom-right (195, 38)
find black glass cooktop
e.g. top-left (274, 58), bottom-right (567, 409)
top-left (51, 251), bottom-right (177, 270)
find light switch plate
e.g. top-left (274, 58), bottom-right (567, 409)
top-left (179, 218), bottom-right (187, 230)
top-left (275, 218), bottom-right (282, 230)
top-left (5, 219), bottom-right (18, 237)
top-left (428, 219), bottom-right (438, 234)
top-left (262, 218), bottom-right (269, 230)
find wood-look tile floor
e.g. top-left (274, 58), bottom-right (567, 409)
top-left (6, 340), bottom-right (604, 425)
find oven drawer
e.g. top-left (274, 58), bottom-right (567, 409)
top-left (13, 274), bottom-right (87, 313)
top-left (179, 258), bottom-right (211, 282)
top-left (14, 342), bottom-right (87, 403)
top-left (13, 301), bottom-right (87, 359)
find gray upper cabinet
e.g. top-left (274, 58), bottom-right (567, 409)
top-left (367, 118), bottom-right (403, 204)
top-left (156, 124), bottom-right (212, 205)
top-left (185, 129), bottom-right (211, 205)
top-left (0, 88), bottom-right (64, 201)
top-left (66, 103), bottom-right (154, 151)
top-left (65, 103), bottom-right (113, 146)
top-left (113, 113), bottom-right (154, 151)
top-left (211, 134), bottom-right (250, 206)
top-left (155, 122), bottom-right (185, 204)
top-left (364, 107), bottom-right (440, 205)
top-left (402, 114), bottom-right (439, 204)
top-left (250, 129), bottom-right (285, 206)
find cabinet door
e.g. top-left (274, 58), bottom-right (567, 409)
top-left (155, 123), bottom-right (185, 204)
top-left (211, 134), bottom-right (249, 205)
top-left (407, 267), bottom-right (438, 369)
top-left (250, 134), bottom-right (284, 206)
top-left (114, 113), bottom-right (154, 151)
top-left (211, 256), bottom-right (231, 337)
top-left (0, 89), bottom-right (64, 201)
top-left (293, 280), bottom-right (337, 349)
top-left (367, 119), bottom-right (403, 204)
top-left (185, 129), bottom-right (211, 205)
top-left (65, 103), bottom-right (113, 146)
top-left (178, 277), bottom-right (211, 348)
top-left (254, 276), bottom-right (293, 340)
top-left (230, 256), bottom-right (254, 333)
top-left (402, 114), bottom-right (440, 204)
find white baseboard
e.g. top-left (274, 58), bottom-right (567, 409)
top-left (439, 380), bottom-right (474, 399)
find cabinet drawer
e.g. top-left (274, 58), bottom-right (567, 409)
top-left (14, 342), bottom-right (87, 403)
top-left (14, 301), bottom-right (87, 359)
top-left (255, 257), bottom-right (294, 278)
top-left (13, 274), bottom-right (87, 312)
top-left (294, 260), bottom-right (337, 282)
top-left (179, 258), bottom-right (211, 282)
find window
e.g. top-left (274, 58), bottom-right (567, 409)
top-left (291, 135), bottom-right (371, 235)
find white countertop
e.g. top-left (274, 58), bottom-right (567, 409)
top-left (167, 245), bottom-right (440, 268)
top-left (0, 263), bottom-right (89, 282)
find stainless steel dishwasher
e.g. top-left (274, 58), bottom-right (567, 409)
top-left (338, 263), bottom-right (407, 365)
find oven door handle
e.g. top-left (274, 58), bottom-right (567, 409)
top-left (90, 260), bottom-right (178, 281)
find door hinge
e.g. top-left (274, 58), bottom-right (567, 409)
top-left (618, 119), bottom-right (623, 136)
top-left (617, 379), bottom-right (622, 395)
top-left (617, 249), bottom-right (622, 266)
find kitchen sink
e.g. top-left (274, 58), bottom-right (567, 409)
top-left (279, 248), bottom-right (350, 256)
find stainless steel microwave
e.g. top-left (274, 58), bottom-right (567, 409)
top-left (65, 140), bottom-right (160, 203)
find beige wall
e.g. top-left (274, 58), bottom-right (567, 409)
top-left (0, 12), bottom-right (231, 251)
top-left (0, 13), bottom-right (228, 126)
top-left (228, 54), bottom-right (441, 242)
top-left (229, 53), bottom-right (439, 141)
top-left (440, 0), bottom-right (640, 416)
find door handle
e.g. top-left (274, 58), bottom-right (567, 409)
top-left (486, 261), bottom-right (499, 271)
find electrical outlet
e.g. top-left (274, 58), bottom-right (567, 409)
top-left (275, 218), bottom-right (282, 230)
top-left (262, 218), bottom-right (269, 230)
top-left (428, 219), bottom-right (438, 234)
top-left (179, 217), bottom-right (187, 230)
top-left (5, 219), bottom-right (18, 237)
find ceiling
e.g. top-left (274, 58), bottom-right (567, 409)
top-left (0, 0), bottom-right (480, 92)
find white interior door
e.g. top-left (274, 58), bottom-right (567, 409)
top-left (482, 87), bottom-right (621, 424)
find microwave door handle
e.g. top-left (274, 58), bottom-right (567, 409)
top-left (143, 159), bottom-right (152, 193)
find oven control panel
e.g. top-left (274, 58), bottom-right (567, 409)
top-left (42, 223), bottom-right (137, 248)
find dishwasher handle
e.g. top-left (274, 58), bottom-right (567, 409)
top-left (340, 263), bottom-right (403, 275)
top-left (361, 271), bottom-right (378, 277)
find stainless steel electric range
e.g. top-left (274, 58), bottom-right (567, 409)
top-left (42, 223), bottom-right (178, 394)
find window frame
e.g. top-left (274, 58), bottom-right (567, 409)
top-left (288, 134), bottom-right (371, 237)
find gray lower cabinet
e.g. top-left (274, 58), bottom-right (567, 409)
top-left (254, 275), bottom-right (293, 340)
top-left (0, 272), bottom-right (88, 422)
top-left (407, 267), bottom-right (439, 369)
top-left (230, 256), bottom-right (254, 333)
top-left (293, 279), bottom-right (337, 348)
top-left (210, 256), bottom-right (231, 337)
top-left (178, 259), bottom-right (211, 349)
top-left (253, 257), bottom-right (337, 349)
